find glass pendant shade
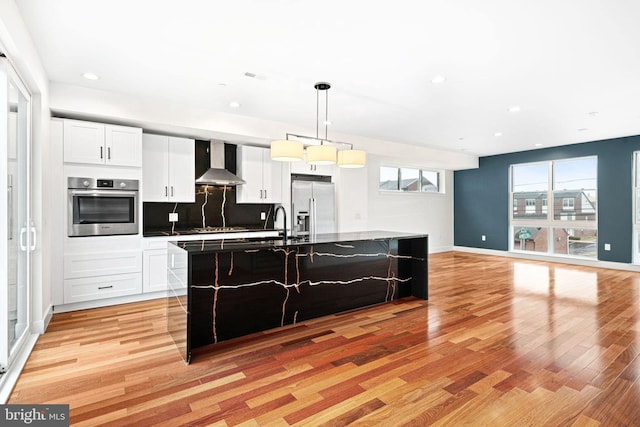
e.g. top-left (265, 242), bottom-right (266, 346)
top-left (337, 149), bottom-right (366, 168)
top-left (306, 144), bottom-right (337, 165)
top-left (270, 139), bottom-right (304, 161)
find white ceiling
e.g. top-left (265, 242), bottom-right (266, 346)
top-left (15, 0), bottom-right (640, 157)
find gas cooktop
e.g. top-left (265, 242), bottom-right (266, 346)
top-left (190, 226), bottom-right (249, 234)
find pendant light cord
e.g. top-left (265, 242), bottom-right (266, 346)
top-left (325, 89), bottom-right (329, 141)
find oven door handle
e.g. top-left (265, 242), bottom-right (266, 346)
top-left (69, 189), bottom-right (138, 197)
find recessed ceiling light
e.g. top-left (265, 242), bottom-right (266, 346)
top-left (588, 111), bottom-right (599, 116)
top-left (458, 137), bottom-right (465, 141)
top-left (578, 128), bottom-right (588, 132)
top-left (534, 143), bottom-right (543, 147)
top-left (431, 75), bottom-right (446, 84)
top-left (82, 72), bottom-right (99, 80)
top-left (508, 106), bottom-right (521, 113)
top-left (218, 83), bottom-right (227, 87)
top-left (229, 101), bottom-right (241, 108)
top-left (494, 132), bottom-right (503, 137)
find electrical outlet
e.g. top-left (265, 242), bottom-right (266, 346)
top-left (481, 235), bottom-right (486, 241)
top-left (260, 212), bottom-right (266, 220)
top-left (604, 243), bottom-right (611, 251)
top-left (169, 212), bottom-right (178, 222)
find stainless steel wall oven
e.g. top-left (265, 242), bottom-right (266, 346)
top-left (67, 177), bottom-right (139, 237)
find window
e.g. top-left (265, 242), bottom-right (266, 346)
top-left (525, 199), bottom-right (536, 214)
top-left (562, 198), bottom-right (574, 210)
top-left (510, 156), bottom-right (597, 259)
top-left (379, 166), bottom-right (442, 193)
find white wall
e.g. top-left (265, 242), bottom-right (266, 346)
top-left (0, 0), bottom-right (51, 332)
top-left (367, 155), bottom-right (453, 252)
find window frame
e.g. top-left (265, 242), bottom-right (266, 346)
top-left (379, 165), bottom-right (444, 194)
top-left (509, 156), bottom-right (598, 259)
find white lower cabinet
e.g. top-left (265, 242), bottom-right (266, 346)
top-left (64, 273), bottom-right (141, 304)
top-left (63, 250), bottom-right (142, 304)
top-left (143, 249), bottom-right (168, 293)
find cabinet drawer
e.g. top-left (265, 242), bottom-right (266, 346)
top-left (64, 273), bottom-right (142, 304)
top-left (64, 251), bottom-right (142, 279)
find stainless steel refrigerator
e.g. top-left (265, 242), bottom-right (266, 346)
top-left (291, 178), bottom-right (336, 237)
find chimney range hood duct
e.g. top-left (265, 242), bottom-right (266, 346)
top-left (196, 141), bottom-right (246, 186)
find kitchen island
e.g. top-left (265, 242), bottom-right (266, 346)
top-left (167, 231), bottom-right (428, 363)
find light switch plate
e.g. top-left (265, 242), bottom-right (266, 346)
top-left (604, 243), bottom-right (611, 251)
top-left (261, 212), bottom-right (266, 220)
top-left (169, 212), bottom-right (178, 222)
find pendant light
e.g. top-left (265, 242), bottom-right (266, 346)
top-left (337, 147), bottom-right (366, 168)
top-left (270, 139), bottom-right (304, 161)
top-left (306, 82), bottom-right (337, 165)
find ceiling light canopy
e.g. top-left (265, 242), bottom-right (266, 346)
top-left (270, 82), bottom-right (366, 168)
top-left (82, 72), bottom-right (99, 80)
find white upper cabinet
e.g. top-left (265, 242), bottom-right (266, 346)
top-left (105, 124), bottom-right (143, 167)
top-left (290, 155), bottom-right (336, 176)
top-left (63, 119), bottom-right (142, 167)
top-left (142, 134), bottom-right (195, 203)
top-left (237, 145), bottom-right (283, 204)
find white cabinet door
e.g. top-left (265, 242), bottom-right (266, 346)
top-left (63, 119), bottom-right (142, 166)
top-left (63, 119), bottom-right (105, 165)
top-left (142, 134), bottom-right (195, 202)
top-left (105, 124), bottom-right (142, 167)
top-left (237, 145), bottom-right (267, 203)
top-left (237, 145), bottom-right (283, 204)
top-left (262, 156), bottom-right (283, 203)
top-left (168, 137), bottom-right (195, 203)
top-left (290, 156), bottom-right (336, 176)
top-left (143, 249), bottom-right (168, 293)
top-left (142, 134), bottom-right (171, 202)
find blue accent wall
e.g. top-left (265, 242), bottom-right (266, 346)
top-left (454, 135), bottom-right (640, 263)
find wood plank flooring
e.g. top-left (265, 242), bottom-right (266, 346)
top-left (9, 251), bottom-right (640, 425)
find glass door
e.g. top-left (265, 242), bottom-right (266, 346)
top-left (0, 57), bottom-right (31, 371)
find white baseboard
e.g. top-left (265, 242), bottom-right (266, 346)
top-left (429, 245), bottom-right (454, 254)
top-left (452, 246), bottom-right (640, 272)
top-left (0, 333), bottom-right (39, 404)
top-left (32, 304), bottom-right (53, 334)
top-left (53, 290), bottom-right (170, 313)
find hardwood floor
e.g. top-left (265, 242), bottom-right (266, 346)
top-left (9, 251), bottom-right (640, 425)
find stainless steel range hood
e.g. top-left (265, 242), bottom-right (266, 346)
top-left (195, 141), bottom-right (246, 186)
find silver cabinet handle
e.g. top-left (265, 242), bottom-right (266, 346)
top-left (107, 146), bottom-right (111, 160)
top-left (98, 285), bottom-right (113, 290)
top-left (165, 186), bottom-right (168, 197)
top-left (100, 146), bottom-right (104, 159)
top-left (30, 224), bottom-right (36, 251)
top-left (264, 189), bottom-right (267, 199)
top-left (171, 186), bottom-right (174, 197)
top-left (19, 227), bottom-right (27, 251)
top-left (260, 189), bottom-right (263, 199)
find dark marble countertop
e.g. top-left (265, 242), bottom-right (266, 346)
top-left (170, 230), bottom-right (428, 253)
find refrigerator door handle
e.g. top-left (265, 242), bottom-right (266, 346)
top-left (311, 197), bottom-right (317, 236)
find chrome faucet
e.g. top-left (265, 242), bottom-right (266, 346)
top-left (274, 205), bottom-right (287, 241)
